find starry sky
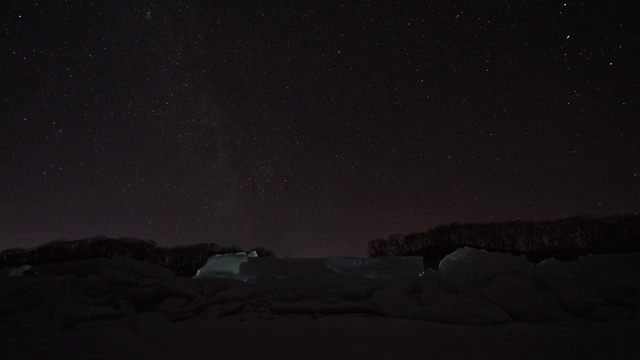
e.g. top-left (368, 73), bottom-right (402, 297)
top-left (1, 1), bottom-right (638, 256)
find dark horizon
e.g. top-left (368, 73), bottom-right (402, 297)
top-left (2, 212), bottom-right (638, 257)
top-left (2, 1), bottom-right (638, 257)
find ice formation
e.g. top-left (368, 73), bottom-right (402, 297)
top-left (325, 256), bottom-right (424, 279)
top-left (0, 264), bottom-right (31, 277)
top-left (1, 248), bottom-right (639, 340)
top-left (193, 251), bottom-right (258, 279)
top-left (437, 247), bottom-right (531, 287)
top-left (195, 253), bottom-right (424, 281)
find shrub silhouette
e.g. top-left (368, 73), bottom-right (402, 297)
top-left (0, 237), bottom-right (275, 277)
top-left (367, 214), bottom-right (640, 268)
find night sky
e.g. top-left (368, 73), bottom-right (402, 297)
top-left (1, 1), bottom-right (638, 256)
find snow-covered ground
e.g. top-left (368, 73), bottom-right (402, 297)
top-left (2, 316), bottom-right (639, 360)
top-left (2, 248), bottom-right (640, 359)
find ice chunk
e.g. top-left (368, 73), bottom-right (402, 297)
top-left (0, 265), bottom-right (31, 277)
top-left (156, 297), bottom-right (188, 315)
top-left (325, 257), bottom-right (363, 272)
top-left (537, 275), bottom-right (602, 313)
top-left (576, 253), bottom-right (640, 307)
top-left (160, 276), bottom-right (202, 299)
top-left (102, 266), bottom-right (139, 285)
top-left (116, 299), bottom-right (138, 316)
top-left (53, 302), bottom-right (121, 321)
top-left (270, 300), bottom-right (376, 316)
top-left (236, 256), bottom-right (424, 280)
top-left (534, 258), bottom-right (578, 278)
top-left (239, 257), bottom-right (290, 278)
top-left (411, 294), bottom-right (512, 326)
top-left (482, 274), bottom-right (570, 323)
top-left (438, 247), bottom-right (531, 287)
top-left (367, 288), bottom-right (420, 318)
top-left (289, 258), bottom-right (334, 277)
top-left (210, 286), bottom-right (255, 303)
top-left (326, 256), bottom-right (424, 279)
top-left (193, 252), bottom-right (256, 278)
top-left (577, 252), bottom-right (640, 281)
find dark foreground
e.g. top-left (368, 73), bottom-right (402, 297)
top-left (2, 317), bottom-right (639, 360)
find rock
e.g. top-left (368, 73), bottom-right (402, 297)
top-left (112, 255), bottom-right (175, 280)
top-left (32, 259), bottom-right (110, 277)
top-left (591, 305), bottom-right (613, 321)
top-left (160, 277), bottom-right (202, 299)
top-left (535, 275), bottom-right (602, 314)
top-left (103, 266), bottom-right (139, 285)
top-left (156, 297), bottom-right (188, 315)
top-left (438, 247), bottom-right (532, 288)
top-left (482, 274), bottom-right (571, 323)
top-left (270, 300), bottom-right (375, 316)
top-left (53, 302), bottom-right (121, 321)
top-left (367, 289), bottom-right (420, 318)
top-left (411, 295), bottom-right (512, 326)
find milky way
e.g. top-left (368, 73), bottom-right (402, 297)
top-left (1, 1), bottom-right (638, 256)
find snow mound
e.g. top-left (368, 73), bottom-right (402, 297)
top-left (438, 247), bottom-right (531, 287)
top-left (3, 250), bottom-right (640, 336)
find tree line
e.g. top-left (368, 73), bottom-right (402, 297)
top-left (367, 214), bottom-right (640, 264)
top-left (0, 236), bottom-right (275, 277)
top-left (2, 214), bottom-right (638, 276)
